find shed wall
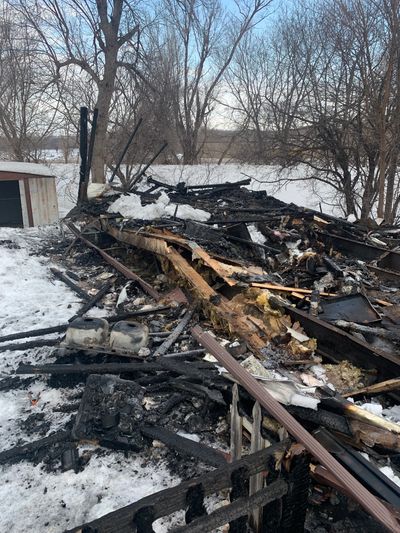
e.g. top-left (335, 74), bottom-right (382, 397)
top-left (18, 180), bottom-right (29, 227)
top-left (29, 177), bottom-right (59, 225)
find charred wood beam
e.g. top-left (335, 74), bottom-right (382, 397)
top-left (16, 358), bottom-right (216, 380)
top-left (50, 268), bottom-right (91, 301)
top-left (0, 430), bottom-right (72, 465)
top-left (70, 280), bottom-right (113, 322)
top-left (173, 481), bottom-right (287, 533)
top-left (146, 176), bottom-right (251, 192)
top-left (0, 337), bottom-right (62, 352)
top-left (77, 106), bottom-right (88, 205)
top-left (67, 222), bottom-right (160, 301)
top-left (319, 231), bottom-right (400, 271)
top-left (283, 305), bottom-right (400, 380)
top-left (16, 362), bottom-right (161, 375)
top-left (191, 325), bottom-right (400, 532)
top-left (140, 426), bottom-right (226, 467)
top-left (152, 309), bottom-right (194, 357)
top-left (109, 117), bottom-right (143, 184)
top-left (66, 440), bottom-right (289, 533)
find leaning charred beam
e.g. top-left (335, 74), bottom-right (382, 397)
top-left (67, 222), bottom-right (161, 300)
top-left (140, 426), bottom-right (226, 467)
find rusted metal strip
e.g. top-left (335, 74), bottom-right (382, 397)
top-left (67, 223), bottom-right (160, 300)
top-left (191, 325), bottom-right (400, 532)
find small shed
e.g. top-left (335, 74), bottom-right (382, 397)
top-left (0, 162), bottom-right (59, 227)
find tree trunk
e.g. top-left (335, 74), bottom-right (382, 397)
top-left (384, 154), bottom-right (398, 224)
top-left (360, 157), bottom-right (377, 223)
top-left (91, 49), bottom-right (118, 183)
top-left (182, 134), bottom-right (199, 165)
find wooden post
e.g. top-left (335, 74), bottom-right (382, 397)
top-left (249, 402), bottom-right (264, 531)
top-left (78, 106), bottom-right (88, 205)
top-left (230, 384), bottom-right (242, 462)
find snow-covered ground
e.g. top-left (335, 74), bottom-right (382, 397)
top-left (0, 225), bottom-right (181, 532)
top-left (50, 162), bottom-right (337, 219)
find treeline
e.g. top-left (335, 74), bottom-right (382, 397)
top-left (1, 0), bottom-right (400, 221)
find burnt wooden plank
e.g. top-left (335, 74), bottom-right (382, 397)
top-left (0, 338), bottom-right (62, 352)
top-left (50, 267), bottom-right (91, 301)
top-left (66, 440), bottom-right (289, 533)
top-left (0, 430), bottom-right (71, 464)
top-left (16, 363), bottom-right (161, 375)
top-left (173, 481), bottom-right (287, 533)
top-left (140, 426), bottom-right (226, 468)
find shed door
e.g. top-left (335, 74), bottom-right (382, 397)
top-left (0, 180), bottom-right (23, 227)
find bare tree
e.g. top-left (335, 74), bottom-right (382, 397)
top-left (15, 0), bottom-right (146, 182)
top-left (229, 0), bottom-right (400, 222)
top-left (148, 0), bottom-right (273, 164)
top-left (0, 10), bottom-right (59, 161)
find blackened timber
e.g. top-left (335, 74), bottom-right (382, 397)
top-left (0, 430), bottom-right (72, 464)
top-left (191, 325), bottom-right (400, 532)
top-left (109, 117), bottom-right (143, 184)
top-left (50, 268), bottom-right (90, 301)
top-left (152, 309), bottom-right (193, 357)
top-left (173, 482), bottom-right (287, 533)
top-left (283, 305), bottom-right (400, 380)
top-left (0, 337), bottom-right (62, 352)
top-left (140, 426), bottom-right (226, 467)
top-left (16, 358), bottom-right (216, 379)
top-left (0, 324), bottom-right (68, 343)
top-left (67, 222), bottom-right (161, 300)
top-left (77, 106), bottom-right (88, 204)
top-left (70, 280), bottom-right (113, 321)
top-left (66, 440), bottom-right (289, 533)
top-left (16, 362), bottom-right (161, 375)
top-left (319, 231), bottom-right (391, 263)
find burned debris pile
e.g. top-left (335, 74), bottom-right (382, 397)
top-left (3, 176), bottom-right (400, 532)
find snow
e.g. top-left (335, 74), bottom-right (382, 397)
top-left (248, 225), bottom-right (266, 245)
top-left (380, 465), bottom-right (400, 487)
top-left (360, 402), bottom-right (383, 417)
top-left (0, 161), bottom-right (54, 177)
top-left (0, 228), bottom-right (81, 342)
top-left (108, 191), bottom-right (211, 222)
top-left (0, 227), bottom-right (181, 532)
top-left (0, 452), bottom-right (179, 533)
